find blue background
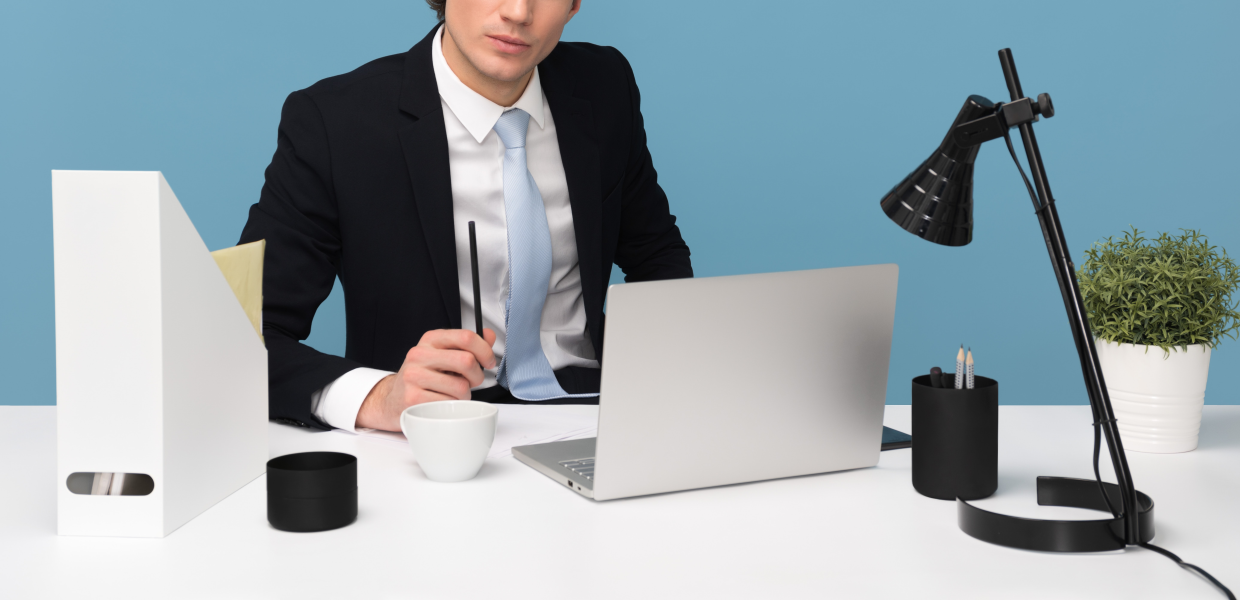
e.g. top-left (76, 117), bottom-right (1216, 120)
top-left (3, 0), bottom-right (1238, 406)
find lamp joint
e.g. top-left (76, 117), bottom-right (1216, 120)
top-left (952, 95), bottom-right (1053, 148)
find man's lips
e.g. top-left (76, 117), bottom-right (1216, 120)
top-left (487, 34), bottom-right (530, 55)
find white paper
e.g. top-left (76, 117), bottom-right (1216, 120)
top-left (108, 473), bottom-right (127, 496)
top-left (90, 472), bottom-right (113, 496)
top-left (344, 405), bottom-right (598, 459)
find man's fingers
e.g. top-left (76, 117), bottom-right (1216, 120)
top-left (403, 368), bottom-right (473, 401)
top-left (482, 327), bottom-right (497, 347)
top-left (405, 347), bottom-right (485, 386)
top-left (418, 329), bottom-right (497, 369)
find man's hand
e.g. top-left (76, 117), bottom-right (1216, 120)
top-left (356, 328), bottom-right (497, 431)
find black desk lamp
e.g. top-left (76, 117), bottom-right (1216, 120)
top-left (880, 48), bottom-right (1154, 553)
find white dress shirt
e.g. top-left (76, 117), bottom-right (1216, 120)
top-left (310, 25), bottom-right (599, 432)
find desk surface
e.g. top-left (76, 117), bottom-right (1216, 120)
top-left (2, 405), bottom-right (1237, 599)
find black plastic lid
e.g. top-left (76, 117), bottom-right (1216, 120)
top-left (267, 452), bottom-right (356, 499)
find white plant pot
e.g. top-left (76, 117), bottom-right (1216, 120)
top-left (1094, 339), bottom-right (1211, 454)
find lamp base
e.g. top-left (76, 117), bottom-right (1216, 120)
top-left (957, 476), bottom-right (1155, 552)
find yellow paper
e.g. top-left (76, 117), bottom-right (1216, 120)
top-left (210, 240), bottom-right (265, 345)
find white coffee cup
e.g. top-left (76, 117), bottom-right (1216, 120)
top-left (399, 401), bottom-right (498, 482)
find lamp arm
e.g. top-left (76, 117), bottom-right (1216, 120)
top-left (998, 48), bottom-right (1141, 544)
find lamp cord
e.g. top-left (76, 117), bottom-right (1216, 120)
top-left (1000, 129), bottom-right (1235, 600)
top-left (1138, 540), bottom-right (1236, 600)
top-left (1091, 418), bottom-right (1234, 598)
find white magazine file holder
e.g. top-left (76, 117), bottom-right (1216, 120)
top-left (53, 171), bottom-right (267, 537)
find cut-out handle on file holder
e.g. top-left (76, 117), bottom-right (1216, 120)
top-left (66, 472), bottom-right (155, 496)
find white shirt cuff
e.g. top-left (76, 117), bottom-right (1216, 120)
top-left (310, 367), bottom-right (393, 433)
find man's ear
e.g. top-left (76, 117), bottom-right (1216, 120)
top-left (567, 0), bottom-right (581, 20)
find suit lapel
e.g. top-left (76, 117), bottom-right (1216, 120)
top-left (397, 26), bottom-right (461, 328)
top-left (540, 62), bottom-right (605, 355)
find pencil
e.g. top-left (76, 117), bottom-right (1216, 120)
top-left (955, 345), bottom-right (965, 389)
top-left (468, 221), bottom-right (483, 339)
top-left (966, 348), bottom-right (974, 389)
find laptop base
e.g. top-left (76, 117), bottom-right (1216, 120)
top-left (515, 427), bottom-right (911, 500)
top-left (513, 438), bottom-right (596, 499)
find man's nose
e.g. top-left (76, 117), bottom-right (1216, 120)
top-left (496, 0), bottom-right (534, 26)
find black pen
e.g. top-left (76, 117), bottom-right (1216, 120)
top-left (930, 366), bottom-right (943, 389)
top-left (468, 221), bottom-right (483, 339)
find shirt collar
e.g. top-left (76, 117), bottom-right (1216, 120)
top-left (432, 24), bottom-right (546, 144)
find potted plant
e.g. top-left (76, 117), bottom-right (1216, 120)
top-left (1077, 228), bottom-right (1240, 453)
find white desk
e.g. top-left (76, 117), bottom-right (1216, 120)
top-left (2, 406), bottom-right (1236, 599)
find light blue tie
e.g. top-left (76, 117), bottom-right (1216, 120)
top-left (493, 109), bottom-right (591, 400)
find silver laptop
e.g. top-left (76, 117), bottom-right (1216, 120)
top-left (513, 264), bottom-right (899, 500)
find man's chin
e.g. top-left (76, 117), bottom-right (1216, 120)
top-left (472, 56), bottom-right (537, 85)
top-left (476, 63), bottom-right (535, 84)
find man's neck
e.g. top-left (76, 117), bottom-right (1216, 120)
top-left (442, 26), bottom-right (533, 108)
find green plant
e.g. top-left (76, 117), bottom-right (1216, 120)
top-left (1077, 227), bottom-right (1240, 353)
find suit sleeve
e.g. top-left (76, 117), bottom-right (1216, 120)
top-left (611, 52), bottom-right (693, 283)
top-left (239, 90), bottom-right (365, 430)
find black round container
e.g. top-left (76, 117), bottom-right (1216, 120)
top-left (911, 375), bottom-right (998, 501)
top-left (267, 452), bottom-right (357, 532)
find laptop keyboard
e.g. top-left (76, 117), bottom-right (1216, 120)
top-left (559, 457), bottom-right (595, 480)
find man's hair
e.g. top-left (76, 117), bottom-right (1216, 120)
top-left (425, 0), bottom-right (446, 22)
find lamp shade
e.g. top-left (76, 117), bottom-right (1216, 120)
top-left (880, 95), bottom-right (996, 246)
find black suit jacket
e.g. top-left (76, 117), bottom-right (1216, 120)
top-left (239, 26), bottom-right (692, 429)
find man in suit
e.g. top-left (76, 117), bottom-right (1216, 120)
top-left (240, 0), bottom-right (692, 433)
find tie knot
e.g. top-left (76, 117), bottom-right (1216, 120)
top-left (493, 108), bottom-right (530, 149)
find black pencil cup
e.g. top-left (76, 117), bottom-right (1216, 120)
top-left (911, 375), bottom-right (998, 501)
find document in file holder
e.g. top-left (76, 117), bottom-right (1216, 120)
top-left (210, 240), bottom-right (265, 344)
